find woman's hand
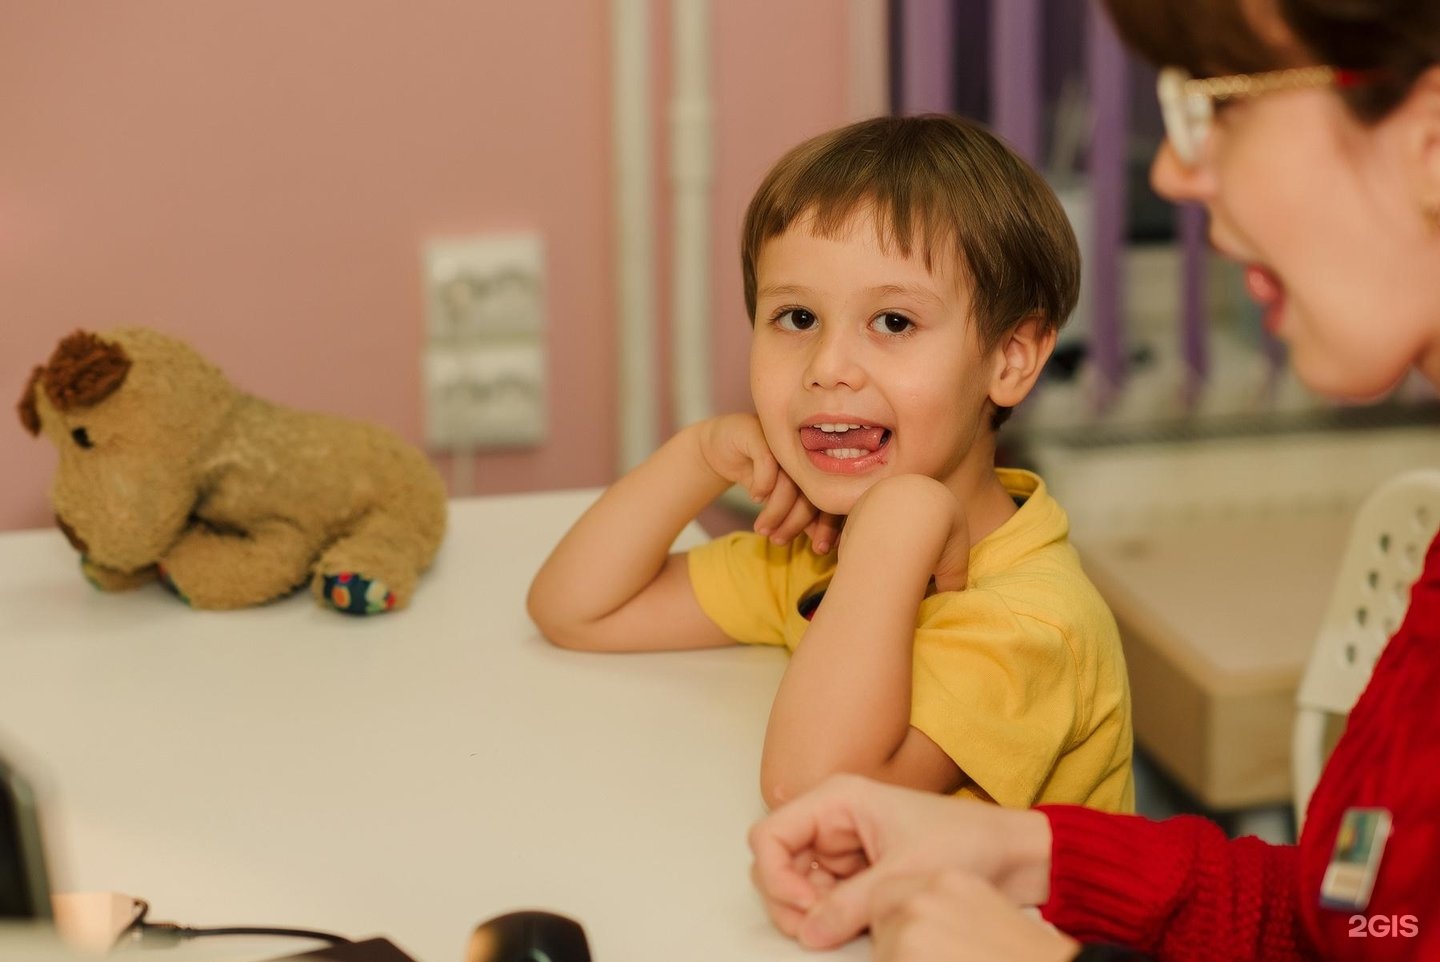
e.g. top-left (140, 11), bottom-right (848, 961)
top-left (870, 871), bottom-right (1078, 962)
top-left (748, 774), bottom-right (1053, 949)
top-left (697, 414), bottom-right (841, 553)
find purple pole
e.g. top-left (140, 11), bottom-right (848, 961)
top-left (1086, 2), bottom-right (1128, 409)
top-left (1179, 204), bottom-right (1210, 407)
top-left (901, 0), bottom-right (955, 115)
top-left (989, 0), bottom-right (1042, 164)
top-left (1262, 326), bottom-right (1287, 386)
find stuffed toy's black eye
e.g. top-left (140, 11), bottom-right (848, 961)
top-left (70, 427), bottom-right (93, 449)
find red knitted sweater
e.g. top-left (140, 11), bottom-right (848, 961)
top-left (1038, 533), bottom-right (1440, 961)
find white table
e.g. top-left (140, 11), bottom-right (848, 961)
top-left (0, 490), bottom-right (867, 962)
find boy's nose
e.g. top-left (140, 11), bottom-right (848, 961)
top-left (803, 328), bottom-right (865, 390)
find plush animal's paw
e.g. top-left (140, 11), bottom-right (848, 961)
top-left (321, 572), bottom-right (396, 615)
top-left (152, 560), bottom-right (305, 610)
top-left (81, 558), bottom-right (158, 593)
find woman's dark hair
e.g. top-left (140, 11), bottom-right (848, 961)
top-left (1102, 0), bottom-right (1440, 121)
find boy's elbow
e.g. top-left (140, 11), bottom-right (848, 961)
top-left (762, 745), bottom-right (923, 808)
top-left (525, 583), bottom-right (589, 649)
top-left (525, 582), bottom-right (554, 637)
top-left (528, 612), bottom-right (597, 651)
top-left (760, 762), bottom-right (832, 811)
top-left (760, 774), bottom-right (791, 811)
top-left (532, 620), bottom-right (581, 649)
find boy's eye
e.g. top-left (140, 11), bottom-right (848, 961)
top-left (775, 309), bottom-right (817, 331)
top-left (870, 312), bottom-right (913, 335)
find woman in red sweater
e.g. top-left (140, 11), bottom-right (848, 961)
top-left (747, 2), bottom-right (1440, 961)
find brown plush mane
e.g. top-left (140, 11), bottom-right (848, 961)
top-left (41, 331), bottom-right (132, 412)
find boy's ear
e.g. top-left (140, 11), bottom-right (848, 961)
top-left (988, 315), bottom-right (1057, 409)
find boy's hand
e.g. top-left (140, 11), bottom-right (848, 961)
top-left (839, 475), bottom-right (969, 591)
top-left (697, 415), bottom-right (842, 553)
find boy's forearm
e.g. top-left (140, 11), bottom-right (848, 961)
top-left (760, 503), bottom-right (949, 803)
top-left (527, 425), bottom-right (728, 637)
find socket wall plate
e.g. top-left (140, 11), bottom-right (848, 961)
top-left (422, 233), bottom-right (546, 449)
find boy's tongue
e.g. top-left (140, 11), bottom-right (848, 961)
top-left (800, 425), bottom-right (888, 452)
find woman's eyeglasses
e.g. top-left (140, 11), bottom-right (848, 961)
top-left (1157, 65), bottom-right (1376, 166)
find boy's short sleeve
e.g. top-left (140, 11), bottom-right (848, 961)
top-left (910, 588), bottom-right (1079, 808)
top-left (686, 532), bottom-right (794, 647)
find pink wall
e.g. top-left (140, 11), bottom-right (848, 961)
top-left (710, 2), bottom-right (852, 423)
top-left (1, 2), bottom-right (853, 532)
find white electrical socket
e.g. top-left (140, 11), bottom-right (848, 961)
top-left (424, 343), bottom-right (546, 449)
top-left (422, 233), bottom-right (546, 449)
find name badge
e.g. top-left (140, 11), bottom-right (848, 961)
top-left (1320, 807), bottom-right (1392, 911)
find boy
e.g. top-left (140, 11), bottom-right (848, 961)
top-left (527, 115), bottom-right (1133, 813)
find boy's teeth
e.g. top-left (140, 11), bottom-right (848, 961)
top-left (826, 448), bottom-right (867, 459)
top-left (816, 422), bottom-right (864, 432)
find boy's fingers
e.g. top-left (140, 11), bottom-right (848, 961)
top-left (747, 447), bottom-right (779, 502)
top-left (753, 480), bottom-right (796, 535)
top-left (755, 471), bottom-right (802, 536)
top-left (763, 471), bottom-right (822, 543)
top-left (803, 519), bottom-right (827, 552)
top-left (805, 513), bottom-right (843, 554)
top-left (770, 492), bottom-right (817, 544)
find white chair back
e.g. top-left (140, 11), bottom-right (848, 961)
top-left (1293, 469), bottom-right (1440, 828)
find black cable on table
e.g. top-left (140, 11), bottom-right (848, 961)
top-left (119, 899), bottom-right (352, 949)
top-left (140, 922), bottom-right (352, 946)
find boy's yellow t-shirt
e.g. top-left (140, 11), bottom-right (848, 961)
top-left (687, 468), bottom-right (1134, 813)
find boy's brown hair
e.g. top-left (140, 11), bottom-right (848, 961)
top-left (741, 113), bottom-right (1080, 358)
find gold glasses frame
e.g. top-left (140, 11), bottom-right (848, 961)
top-left (1157, 65), bottom-right (1354, 165)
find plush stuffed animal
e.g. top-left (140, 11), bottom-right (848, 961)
top-left (17, 328), bottom-right (447, 614)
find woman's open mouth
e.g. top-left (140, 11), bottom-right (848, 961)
top-left (798, 422), bottom-right (892, 474)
